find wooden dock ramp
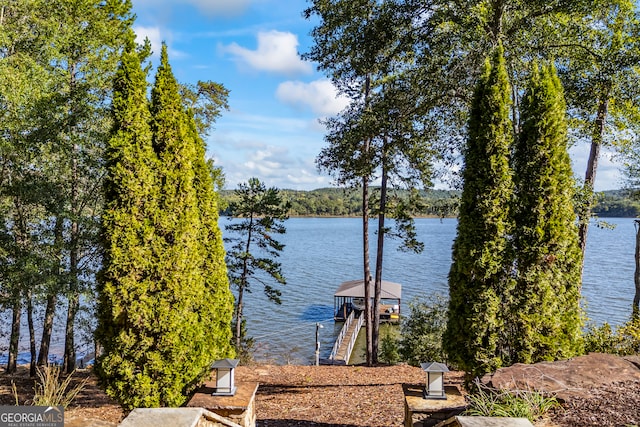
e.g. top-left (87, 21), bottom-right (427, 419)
top-left (320, 311), bottom-right (363, 365)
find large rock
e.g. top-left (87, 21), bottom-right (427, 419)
top-left (481, 353), bottom-right (640, 401)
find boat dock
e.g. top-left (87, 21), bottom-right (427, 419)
top-left (321, 279), bottom-right (402, 365)
top-left (332, 279), bottom-right (402, 322)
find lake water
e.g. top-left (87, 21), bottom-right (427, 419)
top-left (234, 217), bottom-right (638, 365)
top-left (2, 217), bottom-right (636, 366)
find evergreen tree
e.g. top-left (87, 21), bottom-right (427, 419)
top-left (511, 63), bottom-right (583, 363)
top-left (96, 39), bottom-right (161, 408)
top-left (98, 43), bottom-right (233, 408)
top-left (306, 0), bottom-right (432, 365)
top-left (189, 116), bottom-right (235, 367)
top-left (142, 44), bottom-right (222, 407)
top-left (224, 178), bottom-right (288, 355)
top-left (444, 45), bottom-right (514, 378)
top-left (0, 0), bottom-right (133, 374)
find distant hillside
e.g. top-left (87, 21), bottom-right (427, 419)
top-left (220, 187), bottom-right (640, 218)
top-left (220, 187), bottom-right (460, 217)
top-left (593, 189), bottom-right (640, 217)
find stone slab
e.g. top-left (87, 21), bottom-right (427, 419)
top-left (119, 408), bottom-right (206, 427)
top-left (187, 381), bottom-right (258, 427)
top-left (624, 355), bottom-right (640, 369)
top-left (436, 416), bottom-right (534, 427)
top-left (65, 415), bottom-right (118, 427)
top-left (404, 384), bottom-right (467, 413)
top-left (118, 408), bottom-right (242, 427)
top-left (187, 381), bottom-right (258, 413)
top-left (404, 384), bottom-right (467, 427)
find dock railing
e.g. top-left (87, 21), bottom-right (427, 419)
top-left (329, 310), bottom-right (355, 360)
top-left (342, 312), bottom-right (363, 363)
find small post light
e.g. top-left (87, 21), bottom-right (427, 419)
top-left (421, 362), bottom-right (449, 399)
top-left (211, 358), bottom-right (239, 396)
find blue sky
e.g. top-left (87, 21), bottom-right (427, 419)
top-left (131, 0), bottom-right (623, 191)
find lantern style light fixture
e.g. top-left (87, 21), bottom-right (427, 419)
top-left (211, 358), bottom-right (239, 396)
top-left (420, 362), bottom-right (449, 399)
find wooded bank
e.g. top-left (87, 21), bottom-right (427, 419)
top-left (221, 188), bottom-right (640, 218)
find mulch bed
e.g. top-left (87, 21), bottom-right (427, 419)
top-left (548, 380), bottom-right (640, 427)
top-left (1, 364), bottom-right (639, 426)
top-left (237, 364), bottom-right (447, 427)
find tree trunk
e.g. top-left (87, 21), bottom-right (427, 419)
top-left (235, 216), bottom-right (253, 350)
top-left (63, 209), bottom-right (79, 373)
top-left (372, 152), bottom-right (389, 365)
top-left (37, 294), bottom-right (57, 366)
top-left (578, 91), bottom-right (610, 272)
top-left (39, 215), bottom-right (63, 366)
top-left (634, 220), bottom-right (640, 317)
top-left (6, 294), bottom-right (21, 374)
top-left (27, 290), bottom-right (36, 377)
top-left (63, 293), bottom-right (79, 373)
top-left (362, 178), bottom-right (373, 367)
top-left (362, 73), bottom-right (373, 367)
top-left (63, 62), bottom-right (80, 374)
top-left (8, 196), bottom-right (27, 374)
top-left (490, 0), bottom-right (505, 43)
top-left (235, 287), bottom-right (245, 351)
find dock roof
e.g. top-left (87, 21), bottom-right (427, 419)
top-left (333, 279), bottom-right (402, 300)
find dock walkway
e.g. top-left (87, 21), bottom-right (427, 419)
top-left (321, 311), bottom-right (363, 365)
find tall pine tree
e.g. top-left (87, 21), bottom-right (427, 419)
top-left (511, 63), bottom-right (583, 363)
top-left (444, 45), bottom-right (514, 378)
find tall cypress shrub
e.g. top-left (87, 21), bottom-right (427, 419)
top-left (512, 63), bottom-right (583, 363)
top-left (98, 43), bottom-right (234, 408)
top-left (189, 114), bottom-right (235, 365)
top-left (141, 44), bottom-right (211, 407)
top-left (96, 40), bottom-right (161, 407)
top-left (444, 45), bottom-right (514, 378)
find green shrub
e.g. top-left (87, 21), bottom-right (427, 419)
top-left (398, 295), bottom-right (448, 366)
top-left (584, 322), bottom-right (620, 353)
top-left (379, 326), bottom-right (400, 365)
top-left (465, 380), bottom-right (559, 422)
top-left (584, 315), bottom-right (640, 355)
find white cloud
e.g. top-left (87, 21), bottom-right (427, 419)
top-left (276, 79), bottom-right (351, 116)
top-left (222, 150), bottom-right (330, 190)
top-left (134, 26), bottom-right (162, 55)
top-left (224, 31), bottom-right (313, 75)
top-left (207, 112), bottom-right (332, 190)
top-left (570, 143), bottom-right (623, 191)
top-left (133, 26), bottom-right (187, 60)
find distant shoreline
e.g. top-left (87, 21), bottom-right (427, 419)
top-left (221, 188), bottom-right (640, 218)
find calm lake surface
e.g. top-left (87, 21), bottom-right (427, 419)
top-left (2, 217), bottom-right (636, 366)
top-left (232, 217), bottom-right (638, 365)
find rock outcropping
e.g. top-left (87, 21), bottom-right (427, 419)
top-left (481, 353), bottom-right (640, 401)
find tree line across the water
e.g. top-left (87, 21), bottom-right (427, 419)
top-left (221, 188), bottom-right (640, 218)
